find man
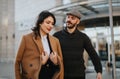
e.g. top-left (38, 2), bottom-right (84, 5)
top-left (53, 9), bottom-right (102, 79)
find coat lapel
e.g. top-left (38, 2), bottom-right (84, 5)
top-left (33, 35), bottom-right (43, 54)
top-left (47, 35), bottom-right (54, 53)
top-left (32, 34), bottom-right (54, 54)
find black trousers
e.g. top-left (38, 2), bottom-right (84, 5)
top-left (64, 75), bottom-right (85, 79)
top-left (39, 65), bottom-right (54, 79)
top-left (39, 59), bottom-right (59, 79)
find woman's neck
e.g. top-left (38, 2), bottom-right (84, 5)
top-left (40, 29), bottom-right (47, 37)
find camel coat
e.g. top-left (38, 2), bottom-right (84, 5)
top-left (15, 32), bottom-right (64, 79)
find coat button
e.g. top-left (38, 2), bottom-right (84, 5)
top-left (24, 71), bottom-right (27, 75)
top-left (46, 64), bottom-right (49, 67)
top-left (29, 64), bottom-right (33, 67)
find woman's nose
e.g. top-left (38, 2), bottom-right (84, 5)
top-left (50, 24), bottom-right (53, 28)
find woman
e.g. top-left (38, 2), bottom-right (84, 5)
top-left (15, 10), bottom-right (64, 79)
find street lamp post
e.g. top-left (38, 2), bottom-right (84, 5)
top-left (108, 0), bottom-right (116, 79)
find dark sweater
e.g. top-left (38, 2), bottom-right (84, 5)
top-left (53, 28), bottom-right (102, 77)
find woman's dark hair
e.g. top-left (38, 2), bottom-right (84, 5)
top-left (32, 10), bottom-right (56, 38)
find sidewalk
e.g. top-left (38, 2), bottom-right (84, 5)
top-left (0, 61), bottom-right (120, 79)
top-left (0, 62), bottom-right (14, 79)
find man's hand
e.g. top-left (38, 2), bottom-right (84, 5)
top-left (41, 51), bottom-right (49, 65)
top-left (96, 72), bottom-right (102, 79)
top-left (50, 52), bottom-right (58, 65)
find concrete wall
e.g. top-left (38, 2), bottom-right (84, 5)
top-left (0, 0), bottom-right (15, 62)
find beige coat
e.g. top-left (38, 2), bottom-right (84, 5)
top-left (15, 32), bottom-right (64, 79)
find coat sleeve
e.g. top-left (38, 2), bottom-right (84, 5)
top-left (15, 36), bottom-right (26, 79)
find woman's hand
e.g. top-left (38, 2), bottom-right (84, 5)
top-left (50, 52), bottom-right (58, 65)
top-left (41, 51), bottom-right (49, 65)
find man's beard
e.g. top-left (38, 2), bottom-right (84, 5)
top-left (66, 21), bottom-right (76, 29)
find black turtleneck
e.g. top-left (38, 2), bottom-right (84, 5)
top-left (53, 28), bottom-right (102, 77)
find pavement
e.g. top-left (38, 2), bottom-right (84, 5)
top-left (0, 61), bottom-right (14, 79)
top-left (0, 61), bottom-right (120, 79)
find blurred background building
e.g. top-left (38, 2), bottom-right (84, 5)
top-left (0, 0), bottom-right (120, 79)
